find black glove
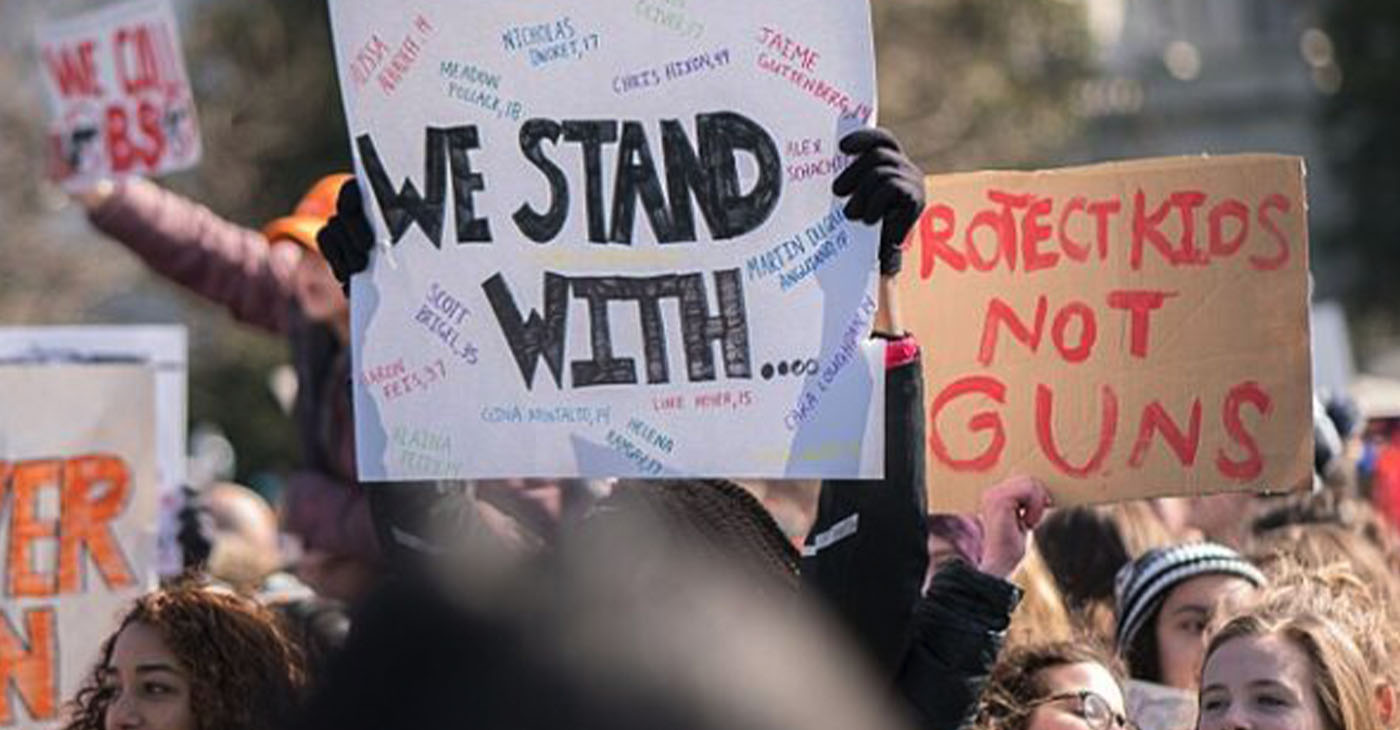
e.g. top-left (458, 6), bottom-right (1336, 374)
top-left (832, 128), bottom-right (925, 277)
top-left (317, 179), bottom-right (376, 293)
top-left (175, 485), bottom-right (214, 569)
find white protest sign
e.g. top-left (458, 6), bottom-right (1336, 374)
top-left (330, 1), bottom-right (885, 480)
top-left (36, 0), bottom-right (201, 190)
top-left (0, 364), bottom-right (159, 730)
top-left (0, 326), bottom-right (186, 577)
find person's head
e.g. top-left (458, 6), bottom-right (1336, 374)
top-left (1115, 542), bottom-right (1265, 690)
top-left (977, 642), bottom-right (1131, 730)
top-left (594, 479), bottom-right (800, 593)
top-left (300, 510), bottom-right (905, 730)
top-left (1199, 599), bottom-right (1385, 730)
top-left (1036, 504), bottom-right (1174, 615)
top-left (200, 483), bottom-right (282, 591)
top-left (280, 474), bottom-right (382, 603)
top-left (1184, 492), bottom-right (1263, 549)
top-left (63, 584), bottom-right (305, 730)
top-left (1036, 504), bottom-right (1175, 643)
top-left (262, 174), bottom-right (352, 333)
top-left (1251, 523), bottom-right (1400, 619)
top-left (1233, 561), bottom-right (1400, 728)
top-left (1253, 489), bottom-right (1400, 576)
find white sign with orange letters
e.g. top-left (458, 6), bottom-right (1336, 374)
top-left (0, 364), bottom-right (159, 730)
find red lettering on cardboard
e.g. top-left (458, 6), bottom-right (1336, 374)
top-left (1050, 302), bottom-right (1096, 363)
top-left (966, 208), bottom-right (1013, 272)
top-left (1209, 198), bottom-right (1250, 257)
top-left (1106, 289), bottom-right (1178, 358)
top-left (1021, 197), bottom-right (1057, 272)
top-left (918, 204), bottom-right (964, 277)
top-left (1129, 399), bottom-right (1203, 467)
top-left (978, 297), bottom-right (1047, 367)
top-left (1087, 197), bottom-right (1122, 261)
top-left (1058, 196), bottom-right (1090, 262)
top-left (1217, 381), bottom-right (1272, 480)
top-left (1132, 189), bottom-right (1178, 270)
top-left (929, 376), bottom-right (1007, 472)
top-left (1035, 383), bottom-right (1118, 477)
top-left (1251, 194), bottom-right (1292, 272)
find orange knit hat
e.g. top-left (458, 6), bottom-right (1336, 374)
top-left (261, 173), bottom-right (353, 252)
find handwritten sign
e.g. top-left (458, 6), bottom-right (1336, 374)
top-left (900, 155), bottom-right (1312, 512)
top-left (0, 364), bottom-right (158, 730)
top-left (330, 1), bottom-right (885, 480)
top-left (0, 327), bottom-right (186, 577)
top-left (36, 0), bottom-right (201, 190)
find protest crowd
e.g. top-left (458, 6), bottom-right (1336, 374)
top-left (6, 3), bottom-right (1400, 730)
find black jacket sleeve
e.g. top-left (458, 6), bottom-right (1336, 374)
top-left (897, 560), bottom-right (1022, 730)
top-left (801, 344), bottom-right (928, 676)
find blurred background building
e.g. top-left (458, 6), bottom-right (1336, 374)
top-left (1, 0), bottom-right (1397, 481)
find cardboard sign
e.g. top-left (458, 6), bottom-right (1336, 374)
top-left (900, 155), bottom-right (1312, 512)
top-left (329, 1), bottom-right (885, 480)
top-left (0, 364), bottom-right (159, 730)
top-left (36, 0), bottom-right (201, 190)
top-left (0, 327), bottom-right (186, 577)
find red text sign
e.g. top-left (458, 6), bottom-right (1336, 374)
top-left (900, 155), bottom-right (1312, 512)
top-left (36, 0), bottom-right (201, 189)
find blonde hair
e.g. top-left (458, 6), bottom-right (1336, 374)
top-left (1206, 581), bottom-right (1388, 730)
top-left (1006, 540), bottom-right (1075, 647)
top-left (1245, 560), bottom-right (1400, 697)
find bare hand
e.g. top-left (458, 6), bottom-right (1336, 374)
top-left (70, 179), bottom-right (116, 211)
top-left (976, 475), bottom-right (1051, 579)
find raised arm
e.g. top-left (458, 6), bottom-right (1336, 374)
top-left (801, 126), bottom-right (929, 674)
top-left (81, 178), bottom-right (300, 333)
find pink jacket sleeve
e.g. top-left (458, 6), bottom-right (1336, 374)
top-left (87, 180), bottom-right (301, 334)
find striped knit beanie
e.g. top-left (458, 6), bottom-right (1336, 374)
top-left (1113, 542), bottom-right (1265, 650)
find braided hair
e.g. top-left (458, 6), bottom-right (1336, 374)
top-left (602, 479), bottom-right (801, 590)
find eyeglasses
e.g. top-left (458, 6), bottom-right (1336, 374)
top-left (1028, 690), bottom-right (1137, 730)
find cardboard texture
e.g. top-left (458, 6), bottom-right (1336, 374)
top-left (900, 155), bottom-right (1313, 512)
top-left (329, 1), bottom-right (886, 480)
top-left (0, 364), bottom-right (159, 730)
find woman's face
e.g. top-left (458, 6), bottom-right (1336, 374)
top-left (1026, 661), bottom-right (1129, 730)
top-left (1155, 574), bottom-right (1256, 690)
top-left (102, 622), bottom-right (195, 730)
top-left (1198, 634), bottom-right (1324, 730)
top-left (289, 244), bottom-right (349, 327)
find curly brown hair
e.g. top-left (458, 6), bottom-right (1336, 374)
top-left (975, 641), bottom-right (1127, 730)
top-left (62, 583), bottom-right (306, 730)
